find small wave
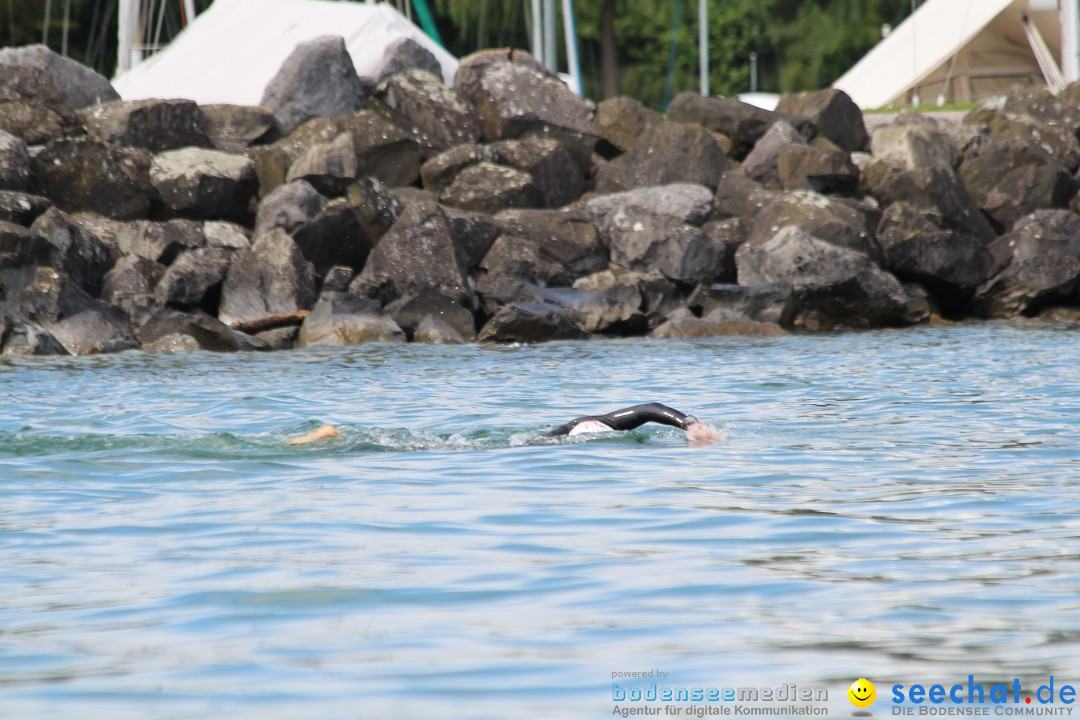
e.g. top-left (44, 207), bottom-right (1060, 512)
top-left (288, 423), bottom-right (667, 453)
top-left (0, 423), bottom-right (688, 458)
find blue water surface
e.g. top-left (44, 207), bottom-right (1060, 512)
top-left (2, 322), bottom-right (1079, 718)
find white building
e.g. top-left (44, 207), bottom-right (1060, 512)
top-left (835, 0), bottom-right (1080, 109)
top-left (112, 0), bottom-right (457, 106)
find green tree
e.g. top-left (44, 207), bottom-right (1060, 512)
top-left (430, 0), bottom-right (914, 108)
top-left (431, 0), bottom-right (528, 58)
top-left (772, 0), bottom-right (910, 92)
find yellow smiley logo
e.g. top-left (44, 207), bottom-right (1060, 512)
top-left (848, 678), bottom-right (876, 708)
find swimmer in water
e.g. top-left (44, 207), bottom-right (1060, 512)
top-left (288, 402), bottom-right (722, 444)
top-left (544, 402), bottom-right (723, 442)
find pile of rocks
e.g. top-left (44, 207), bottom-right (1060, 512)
top-left (3, 38), bottom-right (1080, 356)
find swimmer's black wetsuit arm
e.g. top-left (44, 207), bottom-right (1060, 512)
top-left (596, 403), bottom-right (697, 431)
top-left (546, 403), bottom-right (697, 436)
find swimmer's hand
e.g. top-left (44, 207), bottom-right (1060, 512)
top-left (289, 424), bottom-right (341, 445)
top-left (685, 421), bottom-right (724, 443)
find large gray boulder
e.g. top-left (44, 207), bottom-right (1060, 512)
top-left (748, 191), bottom-right (880, 260)
top-left (386, 287), bottom-right (477, 342)
top-left (974, 209), bottom-right (1080, 318)
top-left (586, 183), bottom-right (714, 228)
top-left (712, 170), bottom-right (778, 220)
top-left (297, 292), bottom-right (405, 347)
top-left (604, 213), bottom-right (722, 284)
top-left (776, 145), bottom-right (859, 194)
top-left (438, 162), bottom-right (540, 214)
top-left (253, 180), bottom-right (327, 238)
top-left (413, 314), bottom-right (470, 344)
top-left (419, 143), bottom-right (499, 194)
top-left (596, 120), bottom-right (734, 193)
top-left (651, 307), bottom-right (784, 338)
top-left (344, 111), bottom-right (421, 187)
top-left (136, 308), bottom-right (267, 352)
top-left (688, 282), bottom-right (795, 326)
top-left (219, 228), bottom-right (316, 325)
top-left (573, 267), bottom-right (683, 329)
top-left (32, 138), bottom-right (153, 219)
top-left (1004, 85), bottom-right (1080, 136)
top-left (871, 113), bottom-right (958, 170)
top-left (0, 190), bottom-right (51, 226)
top-left (586, 184), bottom-right (722, 284)
top-left (0, 64), bottom-right (84, 143)
top-left (1, 320), bottom-right (67, 356)
top-left (1, 265), bottom-right (133, 355)
top-left (80, 99), bottom-right (211, 153)
top-left (349, 201), bottom-right (470, 304)
top-left (668, 92), bottom-right (813, 158)
top-left (0, 129), bottom-right (31, 192)
top-left (371, 68), bottom-right (483, 156)
top-left (0, 45), bottom-right (118, 109)
top-left (877, 201), bottom-right (993, 309)
top-left (477, 301), bottom-right (589, 342)
top-left (965, 98), bottom-right (1080, 173)
top-left (736, 225), bottom-right (909, 330)
top-left (0, 45), bottom-right (116, 145)
top-left (253, 116), bottom-right (346, 195)
top-left (958, 138), bottom-right (1072, 232)
top-left (200, 104), bottom-right (278, 152)
top-left (346, 177), bottom-right (404, 245)
top-left (203, 221), bottom-right (250, 251)
top-left (775, 88), bottom-right (868, 152)
top-left (260, 36), bottom-right (368, 135)
top-left (861, 161), bottom-right (996, 243)
top-left (0, 220), bottom-right (53, 275)
top-left (371, 37), bottom-right (443, 83)
top-left (594, 96), bottom-right (661, 156)
top-left (30, 207), bottom-right (119, 296)
top-left (291, 197), bottom-right (373, 276)
top-left (490, 136), bottom-right (584, 208)
top-left (510, 282), bottom-right (646, 335)
top-left (318, 265), bottom-right (354, 295)
top-left (48, 308), bottom-right (135, 355)
top-left (264, 112), bottom-right (416, 194)
top-left (72, 217), bottom-right (204, 265)
top-left (150, 147), bottom-right (257, 222)
top-left (101, 255), bottom-right (166, 314)
top-left (742, 120), bottom-right (807, 189)
top-left (482, 206), bottom-right (608, 288)
top-left (392, 186), bottom-right (439, 207)
top-left (154, 247), bottom-right (232, 314)
top-left (454, 48), bottom-right (599, 171)
top-left (702, 217), bottom-right (749, 282)
top-left (284, 132), bottom-right (359, 195)
top-left (442, 206), bottom-right (500, 271)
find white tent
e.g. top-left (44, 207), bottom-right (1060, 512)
top-left (834, 0), bottom-right (1076, 110)
top-left (112, 0), bottom-right (458, 106)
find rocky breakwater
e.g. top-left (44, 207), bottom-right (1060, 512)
top-left (3, 40), bottom-right (1080, 356)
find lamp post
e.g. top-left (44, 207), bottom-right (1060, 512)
top-left (699, 0), bottom-right (708, 96)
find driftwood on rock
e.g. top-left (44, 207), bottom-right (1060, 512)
top-left (229, 310), bottom-right (311, 334)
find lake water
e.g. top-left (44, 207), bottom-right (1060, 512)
top-left (2, 322), bottom-right (1080, 719)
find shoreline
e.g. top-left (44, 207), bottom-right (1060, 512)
top-left (2, 41), bottom-right (1080, 356)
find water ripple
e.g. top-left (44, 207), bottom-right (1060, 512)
top-left (2, 323), bottom-right (1080, 718)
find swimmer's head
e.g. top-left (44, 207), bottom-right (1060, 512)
top-left (685, 420), bottom-right (724, 443)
